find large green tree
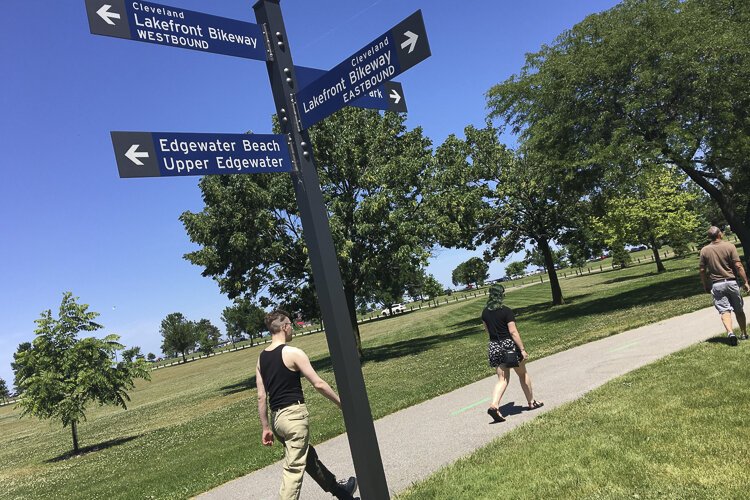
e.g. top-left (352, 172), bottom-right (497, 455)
top-left (159, 312), bottom-right (196, 363)
top-left (430, 126), bottom-right (584, 305)
top-left (487, 0), bottom-right (750, 268)
top-left (593, 165), bottom-right (699, 272)
top-left (15, 293), bottom-right (150, 453)
top-left (181, 108), bottom-right (435, 357)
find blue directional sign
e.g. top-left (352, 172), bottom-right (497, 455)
top-left (85, 0), bottom-right (266, 60)
top-left (296, 10), bottom-right (430, 129)
top-left (295, 66), bottom-right (407, 113)
top-left (111, 132), bottom-right (292, 178)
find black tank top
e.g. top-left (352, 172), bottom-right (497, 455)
top-left (259, 344), bottom-right (304, 411)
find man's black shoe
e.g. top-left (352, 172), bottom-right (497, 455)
top-left (741, 333), bottom-right (749, 341)
top-left (729, 334), bottom-right (738, 346)
top-left (337, 476), bottom-right (357, 496)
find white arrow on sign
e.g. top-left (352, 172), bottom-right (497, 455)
top-left (389, 89), bottom-right (402, 104)
top-left (97, 4), bottom-right (121, 25)
top-left (401, 30), bottom-right (418, 54)
top-left (125, 145), bottom-right (149, 166)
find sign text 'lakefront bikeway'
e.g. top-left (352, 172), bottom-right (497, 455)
top-left (111, 132), bottom-right (292, 178)
top-left (85, 0), bottom-right (265, 60)
top-left (295, 10), bottom-right (429, 129)
top-left (295, 66), bottom-right (407, 114)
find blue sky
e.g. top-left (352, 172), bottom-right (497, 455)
top-left (0, 0), bottom-right (620, 387)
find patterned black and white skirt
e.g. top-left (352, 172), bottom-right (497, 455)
top-left (488, 338), bottom-right (522, 368)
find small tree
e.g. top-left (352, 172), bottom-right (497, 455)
top-left (195, 319), bottom-right (222, 355)
top-left (452, 257), bottom-right (489, 287)
top-left (222, 299), bottom-right (266, 347)
top-left (122, 346), bottom-right (142, 363)
top-left (610, 242), bottom-right (632, 269)
top-left (0, 378), bottom-right (9, 403)
top-left (160, 313), bottom-right (196, 363)
top-left (15, 292), bottom-right (151, 453)
top-left (147, 352), bottom-right (156, 362)
top-left (11, 341), bottom-right (32, 395)
top-left (505, 261), bottom-right (526, 278)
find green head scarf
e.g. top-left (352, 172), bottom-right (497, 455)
top-left (486, 283), bottom-right (506, 310)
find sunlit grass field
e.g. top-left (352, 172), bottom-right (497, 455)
top-left (397, 337), bottom-right (750, 499)
top-left (0, 251), bottom-right (729, 499)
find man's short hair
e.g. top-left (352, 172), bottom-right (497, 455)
top-left (265, 309), bottom-right (290, 334)
top-left (707, 226), bottom-right (722, 241)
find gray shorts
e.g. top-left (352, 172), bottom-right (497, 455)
top-left (711, 280), bottom-right (744, 314)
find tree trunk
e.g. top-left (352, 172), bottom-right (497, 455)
top-left (181, 351), bottom-right (187, 363)
top-left (344, 284), bottom-right (364, 360)
top-left (538, 237), bottom-right (565, 305)
top-left (71, 420), bottom-right (79, 453)
top-left (677, 159), bottom-right (750, 270)
top-left (648, 234), bottom-right (666, 273)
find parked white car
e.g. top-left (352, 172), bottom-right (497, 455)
top-left (380, 303), bottom-right (407, 316)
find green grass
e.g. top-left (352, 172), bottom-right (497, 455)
top-left (397, 337), bottom-right (750, 499)
top-left (0, 252), bottom-right (731, 498)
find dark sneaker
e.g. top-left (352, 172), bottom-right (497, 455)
top-left (729, 334), bottom-right (738, 346)
top-left (337, 476), bottom-right (357, 496)
top-left (741, 333), bottom-right (749, 341)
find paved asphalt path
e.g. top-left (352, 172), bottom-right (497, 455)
top-left (196, 302), bottom-right (749, 499)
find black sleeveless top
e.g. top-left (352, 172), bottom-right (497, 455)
top-left (259, 345), bottom-right (304, 411)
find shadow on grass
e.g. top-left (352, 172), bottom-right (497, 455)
top-left (222, 272), bottom-right (704, 396)
top-left (600, 272), bottom-right (660, 285)
top-left (46, 435), bottom-right (139, 462)
top-left (523, 274), bottom-right (703, 324)
top-left (705, 336), bottom-right (740, 346)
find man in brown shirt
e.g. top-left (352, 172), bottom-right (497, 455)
top-left (699, 226), bottom-right (750, 345)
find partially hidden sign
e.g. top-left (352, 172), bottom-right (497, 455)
top-left (85, 0), bottom-right (266, 60)
top-left (296, 10), bottom-right (429, 129)
top-left (111, 132), bottom-right (292, 178)
top-left (295, 66), bottom-right (407, 114)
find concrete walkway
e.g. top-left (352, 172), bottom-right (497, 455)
top-left (197, 303), bottom-right (748, 499)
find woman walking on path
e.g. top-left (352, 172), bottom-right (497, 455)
top-left (482, 284), bottom-right (543, 423)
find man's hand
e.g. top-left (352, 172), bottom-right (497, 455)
top-left (262, 429), bottom-right (274, 446)
top-left (744, 282), bottom-right (750, 294)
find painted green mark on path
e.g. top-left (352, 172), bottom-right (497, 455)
top-left (608, 340), bottom-right (641, 353)
top-left (451, 397), bottom-right (490, 416)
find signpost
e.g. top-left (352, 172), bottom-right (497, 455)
top-left (295, 10), bottom-right (430, 129)
top-left (87, 1), bottom-right (431, 498)
top-left (296, 66), bottom-right (407, 113)
top-left (110, 132), bottom-right (292, 178)
top-left (84, 0), bottom-right (266, 60)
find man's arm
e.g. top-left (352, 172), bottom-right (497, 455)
top-left (734, 260), bottom-right (750, 293)
top-left (256, 360), bottom-right (274, 446)
top-left (289, 348), bottom-right (341, 409)
top-left (699, 266), bottom-right (711, 293)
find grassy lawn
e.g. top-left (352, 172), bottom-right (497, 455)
top-left (397, 336), bottom-right (750, 499)
top-left (0, 252), bottom-right (732, 499)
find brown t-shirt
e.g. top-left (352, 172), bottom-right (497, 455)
top-left (699, 240), bottom-right (740, 282)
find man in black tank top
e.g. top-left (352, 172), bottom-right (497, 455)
top-left (256, 310), bottom-right (358, 500)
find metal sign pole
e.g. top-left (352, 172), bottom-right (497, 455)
top-left (253, 1), bottom-right (390, 498)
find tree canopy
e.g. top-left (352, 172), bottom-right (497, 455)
top-left (451, 257), bottom-right (490, 287)
top-left (159, 312), bottom-right (196, 363)
top-left (593, 164), bottom-right (699, 272)
top-left (181, 108), bottom-right (435, 357)
top-left (487, 0), bottom-right (750, 267)
top-left (15, 292), bottom-right (150, 453)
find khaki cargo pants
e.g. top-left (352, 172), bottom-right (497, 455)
top-left (272, 403), bottom-right (310, 500)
